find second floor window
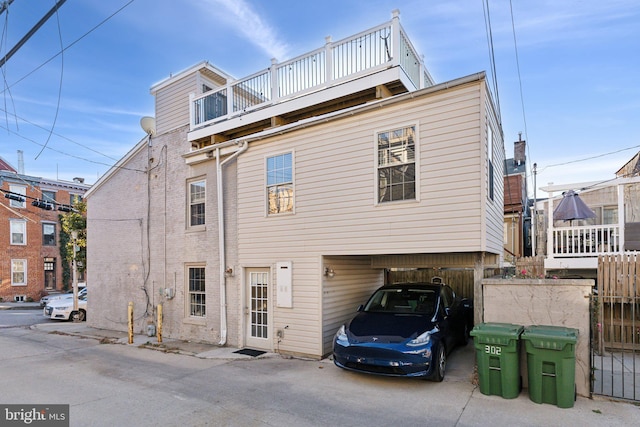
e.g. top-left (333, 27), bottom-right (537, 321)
top-left (377, 126), bottom-right (416, 203)
top-left (10, 220), bottom-right (26, 245)
top-left (43, 223), bottom-right (56, 246)
top-left (42, 190), bottom-right (56, 203)
top-left (266, 152), bottom-right (294, 214)
top-left (188, 180), bottom-right (206, 227)
top-left (9, 184), bottom-right (26, 208)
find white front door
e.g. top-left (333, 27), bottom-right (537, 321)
top-left (245, 269), bottom-right (270, 350)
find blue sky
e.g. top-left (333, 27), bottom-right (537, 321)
top-left (1, 0), bottom-right (638, 196)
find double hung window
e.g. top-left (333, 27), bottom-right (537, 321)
top-left (377, 126), bottom-right (416, 203)
top-left (188, 180), bottom-right (206, 227)
top-left (188, 267), bottom-right (206, 317)
top-left (10, 220), bottom-right (26, 245)
top-left (266, 153), bottom-right (293, 214)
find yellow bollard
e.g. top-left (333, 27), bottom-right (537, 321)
top-left (157, 304), bottom-right (163, 343)
top-left (128, 301), bottom-right (134, 344)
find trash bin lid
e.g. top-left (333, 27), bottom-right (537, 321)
top-left (470, 322), bottom-right (524, 338)
top-left (521, 325), bottom-right (578, 347)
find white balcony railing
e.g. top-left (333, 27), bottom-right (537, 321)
top-left (190, 10), bottom-right (433, 131)
top-left (551, 224), bottom-right (620, 257)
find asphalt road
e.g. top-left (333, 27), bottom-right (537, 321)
top-left (0, 324), bottom-right (479, 427)
top-left (1, 324), bottom-right (638, 427)
top-left (0, 308), bottom-right (50, 328)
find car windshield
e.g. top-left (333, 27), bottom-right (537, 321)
top-left (364, 288), bottom-right (436, 315)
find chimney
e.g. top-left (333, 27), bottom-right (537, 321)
top-left (514, 133), bottom-right (526, 166)
top-left (17, 150), bottom-right (24, 174)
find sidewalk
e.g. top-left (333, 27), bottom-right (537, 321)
top-left (0, 301), bottom-right (42, 310)
top-left (32, 321), bottom-right (277, 360)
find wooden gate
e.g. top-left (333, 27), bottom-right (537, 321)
top-left (592, 254), bottom-right (640, 400)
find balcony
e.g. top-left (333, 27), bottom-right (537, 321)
top-left (541, 177), bottom-right (640, 270)
top-left (187, 10), bottom-right (433, 144)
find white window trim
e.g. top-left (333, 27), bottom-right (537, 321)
top-left (10, 219), bottom-right (27, 245)
top-left (11, 259), bottom-right (27, 286)
top-left (9, 184), bottom-right (26, 209)
top-left (184, 264), bottom-right (207, 324)
top-left (373, 123), bottom-right (420, 206)
top-left (265, 150), bottom-right (295, 216)
top-left (43, 221), bottom-right (56, 246)
top-left (187, 178), bottom-right (206, 229)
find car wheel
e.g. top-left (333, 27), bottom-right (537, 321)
top-left (432, 344), bottom-right (446, 382)
top-left (71, 310), bottom-right (86, 322)
top-left (461, 322), bottom-right (470, 346)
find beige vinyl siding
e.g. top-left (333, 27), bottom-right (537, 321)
top-left (155, 75), bottom-right (199, 135)
top-left (482, 83), bottom-right (506, 254)
top-left (321, 256), bottom-right (383, 356)
top-left (237, 80), bottom-right (493, 357)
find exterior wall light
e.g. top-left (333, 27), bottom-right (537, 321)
top-left (324, 267), bottom-right (335, 278)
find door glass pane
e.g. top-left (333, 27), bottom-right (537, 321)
top-left (250, 272), bottom-right (268, 339)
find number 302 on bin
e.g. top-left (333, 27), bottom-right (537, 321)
top-left (484, 345), bottom-right (502, 355)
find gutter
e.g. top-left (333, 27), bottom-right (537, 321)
top-left (216, 141), bottom-right (248, 345)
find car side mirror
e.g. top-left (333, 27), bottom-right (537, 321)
top-left (357, 304), bottom-right (364, 312)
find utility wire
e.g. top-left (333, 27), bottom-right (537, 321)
top-left (482, 0), bottom-right (501, 125)
top-left (0, 0), bottom-right (67, 68)
top-left (1, 0), bottom-right (135, 96)
top-left (35, 2), bottom-right (65, 159)
top-left (538, 144), bottom-right (640, 172)
top-left (0, 121), bottom-right (146, 172)
top-left (0, 106), bottom-right (120, 161)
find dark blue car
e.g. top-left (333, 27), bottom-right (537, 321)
top-left (333, 281), bottom-right (472, 381)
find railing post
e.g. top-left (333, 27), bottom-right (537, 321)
top-left (391, 9), bottom-right (401, 67)
top-left (227, 82), bottom-right (234, 116)
top-left (547, 192), bottom-right (555, 258)
top-left (617, 183), bottom-right (625, 252)
top-left (189, 92), bottom-right (195, 129)
top-left (324, 36), bottom-right (333, 86)
top-left (270, 58), bottom-right (279, 103)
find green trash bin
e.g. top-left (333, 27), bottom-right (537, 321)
top-left (470, 323), bottom-right (524, 399)
top-left (521, 325), bottom-right (579, 408)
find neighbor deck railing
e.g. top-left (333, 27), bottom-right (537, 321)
top-left (190, 10), bottom-right (433, 131)
top-left (551, 224), bottom-right (620, 257)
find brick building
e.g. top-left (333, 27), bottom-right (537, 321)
top-left (1, 159), bottom-right (90, 302)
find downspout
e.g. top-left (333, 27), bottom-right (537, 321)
top-left (216, 141), bottom-right (248, 345)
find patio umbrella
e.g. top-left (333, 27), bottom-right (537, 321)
top-left (553, 190), bottom-right (596, 223)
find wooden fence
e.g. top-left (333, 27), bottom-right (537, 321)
top-left (515, 256), bottom-right (545, 278)
top-left (386, 268), bottom-right (486, 300)
top-left (595, 254), bottom-right (640, 351)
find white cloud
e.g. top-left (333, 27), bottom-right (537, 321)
top-left (197, 0), bottom-right (290, 60)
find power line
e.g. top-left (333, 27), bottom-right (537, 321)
top-left (538, 144), bottom-right (640, 172)
top-left (0, 0), bottom-right (67, 68)
top-left (0, 121), bottom-right (146, 173)
top-left (1, 0), bottom-right (135, 96)
top-left (35, 2), bottom-right (66, 159)
top-left (0, 106), bottom-right (120, 161)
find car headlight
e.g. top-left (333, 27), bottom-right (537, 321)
top-left (57, 306), bottom-right (71, 311)
top-left (335, 325), bottom-right (348, 342)
top-left (407, 326), bottom-right (439, 347)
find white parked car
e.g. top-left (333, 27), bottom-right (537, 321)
top-left (43, 292), bottom-right (87, 321)
top-left (40, 287), bottom-right (86, 307)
